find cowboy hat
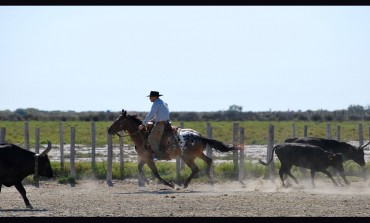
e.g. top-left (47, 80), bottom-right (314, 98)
top-left (147, 91), bottom-right (163, 97)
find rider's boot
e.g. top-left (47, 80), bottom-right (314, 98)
top-left (154, 150), bottom-right (164, 160)
top-left (154, 146), bottom-right (167, 160)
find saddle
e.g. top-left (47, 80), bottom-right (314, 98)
top-left (143, 121), bottom-right (179, 160)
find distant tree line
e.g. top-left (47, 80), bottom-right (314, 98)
top-left (0, 105), bottom-right (370, 122)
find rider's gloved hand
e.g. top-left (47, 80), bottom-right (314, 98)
top-left (138, 124), bottom-right (145, 130)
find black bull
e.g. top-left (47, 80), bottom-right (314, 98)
top-left (259, 143), bottom-right (349, 187)
top-left (0, 141), bottom-right (53, 209)
top-left (284, 137), bottom-right (369, 180)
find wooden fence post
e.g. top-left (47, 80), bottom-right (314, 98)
top-left (267, 124), bottom-right (275, 182)
top-left (337, 126), bottom-right (341, 141)
top-left (35, 128), bottom-right (40, 154)
top-left (91, 122), bottom-right (96, 173)
top-left (24, 122), bottom-right (30, 150)
top-left (358, 123), bottom-right (363, 146)
top-left (106, 128), bottom-right (113, 187)
top-left (180, 121), bottom-right (185, 170)
top-left (119, 130), bottom-right (124, 180)
top-left (176, 154), bottom-right (181, 184)
top-left (176, 121), bottom-right (186, 184)
top-left (304, 125), bottom-right (308, 137)
top-left (292, 124), bottom-right (296, 138)
top-left (59, 122), bottom-right (64, 170)
top-left (70, 127), bottom-right (76, 186)
top-left (34, 155), bottom-right (39, 188)
top-left (239, 127), bottom-right (245, 185)
top-left (34, 128), bottom-right (40, 187)
top-left (206, 122), bottom-right (214, 177)
top-left (232, 122), bottom-right (239, 180)
top-left (0, 127), bottom-right (5, 144)
top-left (326, 123), bottom-right (331, 139)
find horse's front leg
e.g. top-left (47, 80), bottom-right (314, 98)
top-left (146, 159), bottom-right (175, 188)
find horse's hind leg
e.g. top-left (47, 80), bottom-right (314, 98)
top-left (138, 160), bottom-right (149, 185)
top-left (146, 160), bottom-right (175, 188)
top-left (198, 153), bottom-right (214, 185)
top-left (183, 158), bottom-right (200, 189)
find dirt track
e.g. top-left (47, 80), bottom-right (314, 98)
top-left (1, 178), bottom-right (370, 217)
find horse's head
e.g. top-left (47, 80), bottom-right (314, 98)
top-left (108, 109), bottom-right (142, 136)
top-left (108, 109), bottom-right (129, 136)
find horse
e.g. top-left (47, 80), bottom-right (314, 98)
top-left (107, 109), bottom-right (238, 189)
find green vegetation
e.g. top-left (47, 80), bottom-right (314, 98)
top-left (2, 105), bottom-right (370, 122)
top-left (1, 120), bottom-right (369, 146)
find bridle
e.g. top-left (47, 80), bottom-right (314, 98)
top-left (110, 116), bottom-right (148, 152)
top-left (113, 129), bottom-right (141, 138)
top-left (112, 116), bottom-right (142, 139)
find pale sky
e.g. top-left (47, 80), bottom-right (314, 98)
top-left (1, 6), bottom-right (370, 112)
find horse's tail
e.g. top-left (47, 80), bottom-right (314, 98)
top-left (199, 136), bottom-right (236, 152)
top-left (258, 145), bottom-right (279, 165)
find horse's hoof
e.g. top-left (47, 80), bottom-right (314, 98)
top-left (169, 182), bottom-right (176, 188)
top-left (26, 204), bottom-right (33, 209)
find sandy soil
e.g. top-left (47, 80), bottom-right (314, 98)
top-left (1, 178), bottom-right (370, 217)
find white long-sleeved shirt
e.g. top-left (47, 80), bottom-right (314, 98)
top-left (142, 98), bottom-right (170, 125)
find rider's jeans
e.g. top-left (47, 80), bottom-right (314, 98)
top-left (148, 123), bottom-right (165, 157)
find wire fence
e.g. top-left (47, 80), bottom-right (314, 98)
top-left (1, 122), bottom-right (370, 187)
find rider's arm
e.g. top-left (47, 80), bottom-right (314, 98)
top-left (142, 100), bottom-right (159, 126)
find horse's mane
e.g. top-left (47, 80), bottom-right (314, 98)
top-left (128, 114), bottom-right (143, 125)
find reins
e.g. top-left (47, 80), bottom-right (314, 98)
top-left (114, 129), bottom-right (140, 138)
top-left (111, 117), bottom-right (180, 155)
top-left (113, 128), bottom-right (148, 153)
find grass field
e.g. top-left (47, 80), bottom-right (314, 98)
top-left (2, 120), bottom-right (369, 184)
top-left (1, 120), bottom-right (370, 146)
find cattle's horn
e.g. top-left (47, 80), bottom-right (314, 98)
top-left (360, 141), bottom-right (370, 149)
top-left (40, 140), bottom-right (52, 156)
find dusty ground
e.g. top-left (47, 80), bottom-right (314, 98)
top-left (3, 141), bottom-right (369, 217)
top-left (1, 178), bottom-right (370, 217)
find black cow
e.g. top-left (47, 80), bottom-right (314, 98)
top-left (259, 143), bottom-right (349, 187)
top-left (0, 141), bottom-right (53, 209)
top-left (284, 137), bottom-right (369, 180)
top-left (284, 137), bottom-right (369, 165)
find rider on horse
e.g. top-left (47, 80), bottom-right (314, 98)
top-left (138, 91), bottom-right (170, 160)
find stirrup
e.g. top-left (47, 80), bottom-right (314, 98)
top-left (153, 154), bottom-right (159, 161)
top-left (154, 151), bottom-right (165, 160)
